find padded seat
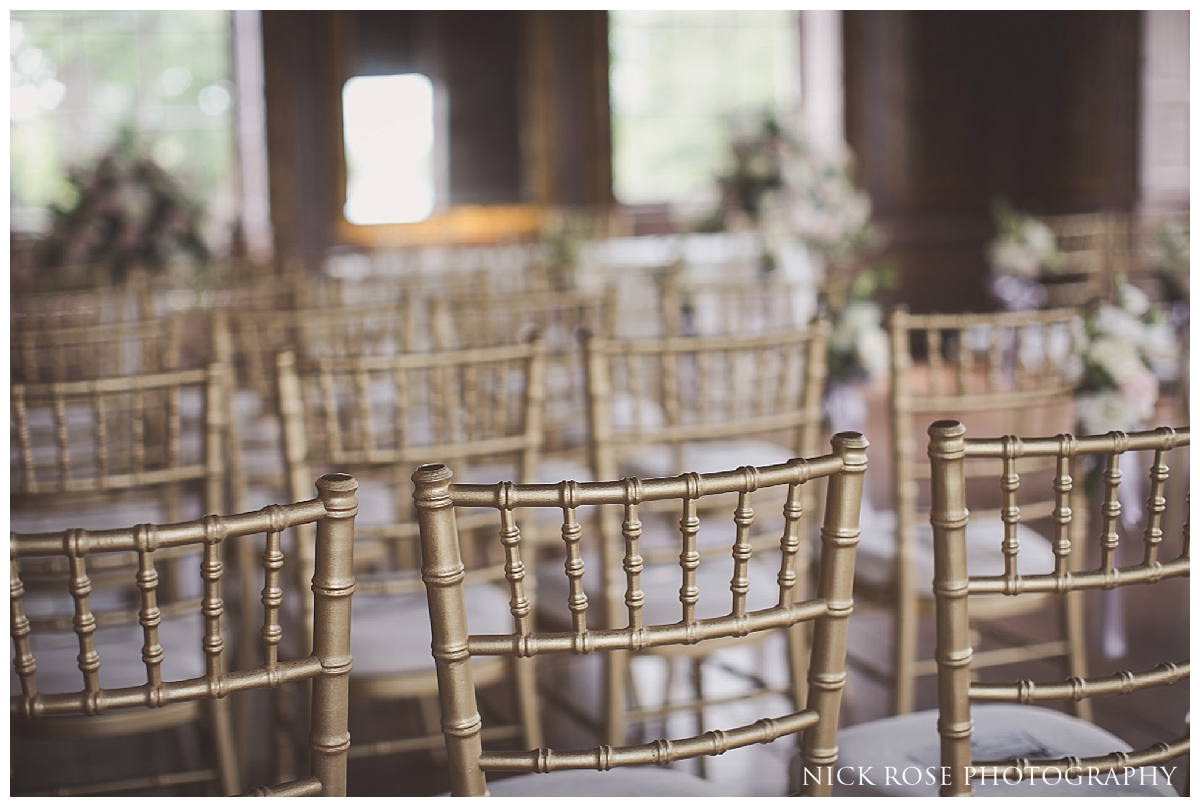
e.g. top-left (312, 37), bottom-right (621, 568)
top-left (349, 585), bottom-right (514, 678)
top-left (853, 507), bottom-right (1057, 590)
top-left (11, 612), bottom-right (206, 696)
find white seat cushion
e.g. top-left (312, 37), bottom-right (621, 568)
top-left (853, 508), bottom-right (1057, 592)
top-left (349, 583), bottom-right (514, 678)
top-left (484, 767), bottom-right (732, 796)
top-left (12, 611), bottom-right (207, 696)
top-left (791, 704), bottom-right (1180, 796)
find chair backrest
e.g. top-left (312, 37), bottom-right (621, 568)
top-left (10, 473), bottom-right (359, 797)
top-left (275, 338), bottom-right (547, 613)
top-left (1043, 212), bottom-right (1122, 305)
top-left (584, 325), bottom-right (831, 481)
top-left (888, 306), bottom-right (1086, 579)
top-left (10, 362), bottom-right (230, 525)
top-left (582, 324), bottom-right (831, 627)
top-left (413, 432), bottom-right (868, 796)
top-left (428, 287), bottom-right (615, 456)
top-left (656, 263), bottom-right (810, 338)
top-left (11, 315), bottom-right (188, 384)
top-left (927, 420), bottom-right (1190, 796)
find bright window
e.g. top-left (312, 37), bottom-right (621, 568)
top-left (341, 73), bottom-right (436, 226)
top-left (609, 10), bottom-right (801, 207)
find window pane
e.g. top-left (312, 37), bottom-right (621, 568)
top-left (609, 10), bottom-right (800, 207)
top-left (342, 73), bottom-right (436, 226)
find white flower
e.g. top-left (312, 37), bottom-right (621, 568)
top-left (1117, 283), bottom-right (1152, 318)
top-left (1076, 389), bottom-right (1139, 435)
top-left (1086, 336), bottom-right (1147, 385)
top-left (1116, 364), bottom-right (1159, 424)
top-left (855, 326), bottom-right (891, 379)
top-left (1022, 220), bottom-right (1056, 260)
top-left (1142, 319), bottom-right (1181, 381)
top-left (988, 239), bottom-right (1040, 279)
top-left (1092, 304), bottom-right (1148, 345)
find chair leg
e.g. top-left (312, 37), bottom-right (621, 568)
top-left (604, 649), bottom-right (631, 747)
top-left (273, 683), bottom-right (298, 784)
top-left (690, 657), bottom-right (707, 779)
top-left (1062, 588), bottom-right (1092, 721)
top-left (206, 696), bottom-right (241, 795)
top-left (892, 586), bottom-right (919, 715)
top-left (512, 656), bottom-right (544, 749)
top-left (418, 694), bottom-right (449, 765)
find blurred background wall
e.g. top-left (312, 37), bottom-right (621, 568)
top-left (10, 10), bottom-right (1189, 312)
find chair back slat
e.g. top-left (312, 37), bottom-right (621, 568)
top-left (10, 474), bottom-right (358, 797)
top-left (928, 421), bottom-right (1190, 796)
top-left (415, 432), bottom-right (867, 796)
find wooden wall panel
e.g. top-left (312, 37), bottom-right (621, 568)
top-left (261, 10), bottom-right (612, 260)
top-left (845, 11), bottom-right (1140, 314)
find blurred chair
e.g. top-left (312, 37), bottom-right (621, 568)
top-left (413, 432), bottom-right (867, 795)
top-left (656, 260), bottom-right (812, 338)
top-left (11, 275), bottom-right (154, 328)
top-left (11, 473), bottom-right (358, 796)
top-left (10, 315), bottom-right (189, 385)
top-left (553, 323), bottom-right (829, 751)
top-left (220, 301), bottom-right (423, 512)
top-left (813, 421), bottom-right (1188, 796)
top-left (273, 339), bottom-right (549, 770)
top-left (863, 305), bottom-right (1089, 716)
top-left (1042, 212), bottom-right (1122, 306)
top-left (428, 286), bottom-right (615, 466)
top-left (11, 361), bottom-right (230, 531)
top-left (9, 360), bottom-right (236, 794)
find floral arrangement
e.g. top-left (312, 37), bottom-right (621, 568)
top-left (706, 113), bottom-right (880, 272)
top-left (34, 128), bottom-right (209, 283)
top-left (705, 113), bottom-right (892, 389)
top-left (985, 200), bottom-right (1063, 281)
top-left (826, 266), bottom-right (896, 383)
top-left (1073, 284), bottom-right (1178, 435)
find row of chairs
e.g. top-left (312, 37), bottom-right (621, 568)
top-left (11, 420), bottom-right (1189, 795)
top-left (16, 298), bottom-right (1174, 784)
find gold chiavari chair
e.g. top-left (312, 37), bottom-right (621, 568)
top-left (11, 272), bottom-right (154, 327)
top-left (428, 286), bottom-right (616, 468)
top-left (1043, 211), bottom-right (1122, 306)
top-left (9, 360), bottom-right (239, 794)
top-left (11, 315), bottom-right (188, 384)
top-left (861, 305), bottom-right (1090, 717)
top-left (273, 338), bottom-right (549, 771)
top-left (553, 323), bottom-right (829, 752)
top-left (816, 421), bottom-right (1188, 796)
top-left (414, 432), bottom-right (867, 796)
top-left (11, 473), bottom-right (358, 796)
top-left (656, 260), bottom-right (810, 338)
